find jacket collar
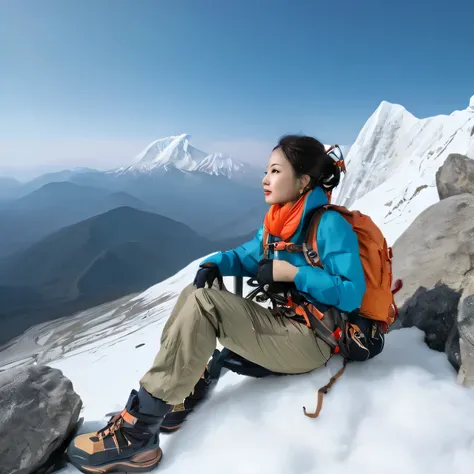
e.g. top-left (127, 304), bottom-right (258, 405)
top-left (303, 186), bottom-right (329, 216)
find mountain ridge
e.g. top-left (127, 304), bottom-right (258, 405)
top-left (113, 134), bottom-right (249, 179)
top-left (332, 94), bottom-right (474, 244)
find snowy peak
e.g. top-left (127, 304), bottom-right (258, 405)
top-left (333, 94), bottom-right (474, 244)
top-left (469, 95), bottom-right (474, 110)
top-left (194, 153), bottom-right (245, 178)
top-left (114, 134), bottom-right (246, 179)
top-left (131, 134), bottom-right (206, 172)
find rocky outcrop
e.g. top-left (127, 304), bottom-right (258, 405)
top-left (435, 153), bottom-right (474, 200)
top-left (0, 364), bottom-right (82, 474)
top-left (392, 192), bottom-right (474, 308)
top-left (390, 183), bottom-right (474, 372)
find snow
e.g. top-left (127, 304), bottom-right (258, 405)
top-left (36, 330), bottom-right (54, 346)
top-left (333, 95), bottom-right (474, 244)
top-left (113, 134), bottom-right (247, 179)
top-left (195, 153), bottom-right (245, 177)
top-left (0, 255), bottom-right (465, 474)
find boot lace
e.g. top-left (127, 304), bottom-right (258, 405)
top-left (97, 410), bottom-right (126, 439)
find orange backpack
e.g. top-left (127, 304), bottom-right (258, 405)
top-left (262, 204), bottom-right (401, 332)
top-left (302, 204), bottom-right (400, 332)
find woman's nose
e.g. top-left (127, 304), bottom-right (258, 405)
top-left (262, 173), bottom-right (269, 186)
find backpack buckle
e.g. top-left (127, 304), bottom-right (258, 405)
top-left (302, 242), bottom-right (319, 265)
top-left (267, 242), bottom-right (302, 253)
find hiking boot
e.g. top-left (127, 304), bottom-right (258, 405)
top-left (161, 369), bottom-right (212, 433)
top-left (67, 387), bottom-right (172, 473)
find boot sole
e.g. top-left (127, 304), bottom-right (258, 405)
top-left (160, 406), bottom-right (194, 433)
top-left (160, 423), bottom-right (183, 433)
top-left (70, 447), bottom-right (163, 473)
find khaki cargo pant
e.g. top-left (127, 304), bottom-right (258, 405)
top-left (140, 283), bottom-right (331, 405)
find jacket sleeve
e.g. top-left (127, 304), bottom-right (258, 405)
top-left (293, 210), bottom-right (366, 312)
top-left (199, 226), bottom-right (263, 277)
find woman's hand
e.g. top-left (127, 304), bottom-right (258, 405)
top-left (273, 260), bottom-right (298, 282)
top-left (257, 259), bottom-right (298, 284)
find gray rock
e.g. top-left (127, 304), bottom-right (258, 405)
top-left (393, 283), bottom-right (461, 370)
top-left (392, 193), bottom-right (474, 308)
top-left (457, 295), bottom-right (474, 387)
top-left (436, 153), bottom-right (474, 200)
top-left (0, 364), bottom-right (82, 474)
top-left (391, 193), bottom-right (474, 369)
top-left (459, 295), bottom-right (474, 342)
top-left (446, 316), bottom-right (461, 372)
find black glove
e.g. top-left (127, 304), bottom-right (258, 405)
top-left (256, 258), bottom-right (274, 286)
top-left (194, 262), bottom-right (222, 289)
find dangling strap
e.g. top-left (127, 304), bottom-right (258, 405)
top-left (303, 358), bottom-right (348, 418)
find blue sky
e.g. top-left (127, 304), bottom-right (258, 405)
top-left (1, 0), bottom-right (473, 178)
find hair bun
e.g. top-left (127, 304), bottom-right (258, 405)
top-left (320, 164), bottom-right (341, 190)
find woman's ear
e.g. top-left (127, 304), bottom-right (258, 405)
top-left (299, 174), bottom-right (311, 192)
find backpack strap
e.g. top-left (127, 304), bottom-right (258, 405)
top-left (302, 205), bottom-right (332, 267)
top-left (262, 227), bottom-right (269, 258)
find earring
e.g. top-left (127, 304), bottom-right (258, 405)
top-left (299, 189), bottom-right (304, 194)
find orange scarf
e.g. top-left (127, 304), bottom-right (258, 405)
top-left (264, 192), bottom-right (308, 241)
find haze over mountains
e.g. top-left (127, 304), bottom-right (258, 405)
top-left (0, 182), bottom-right (155, 257)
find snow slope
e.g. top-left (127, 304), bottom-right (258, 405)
top-left (332, 96), bottom-right (474, 244)
top-left (114, 134), bottom-right (247, 179)
top-left (4, 255), bottom-right (468, 474)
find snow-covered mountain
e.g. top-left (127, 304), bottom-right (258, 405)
top-left (2, 257), bottom-right (474, 474)
top-left (333, 95), bottom-right (474, 244)
top-left (114, 134), bottom-right (248, 179)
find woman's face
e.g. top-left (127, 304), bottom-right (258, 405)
top-left (261, 147), bottom-right (309, 205)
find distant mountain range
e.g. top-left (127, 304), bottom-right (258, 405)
top-left (0, 206), bottom-right (256, 347)
top-left (0, 182), bottom-right (155, 258)
top-left (0, 135), bottom-right (266, 246)
top-left (0, 135), bottom-right (267, 345)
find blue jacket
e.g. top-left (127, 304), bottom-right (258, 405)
top-left (200, 187), bottom-right (366, 313)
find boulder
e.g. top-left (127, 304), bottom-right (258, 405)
top-left (392, 193), bottom-right (474, 308)
top-left (0, 364), bottom-right (82, 474)
top-left (391, 193), bottom-right (474, 369)
top-left (392, 283), bottom-right (461, 370)
top-left (435, 153), bottom-right (474, 200)
top-left (457, 295), bottom-right (474, 387)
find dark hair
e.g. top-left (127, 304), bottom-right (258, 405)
top-left (273, 135), bottom-right (340, 192)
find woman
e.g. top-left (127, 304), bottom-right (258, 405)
top-left (68, 135), bottom-right (366, 473)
